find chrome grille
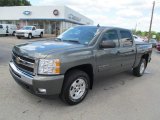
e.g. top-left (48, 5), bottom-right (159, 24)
top-left (16, 32), bottom-right (25, 34)
top-left (16, 32), bottom-right (25, 36)
top-left (12, 52), bottom-right (35, 75)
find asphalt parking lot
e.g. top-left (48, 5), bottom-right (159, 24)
top-left (0, 36), bottom-right (160, 120)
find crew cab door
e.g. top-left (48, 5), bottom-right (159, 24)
top-left (95, 29), bottom-right (122, 76)
top-left (118, 30), bottom-right (136, 70)
top-left (32, 27), bottom-right (37, 36)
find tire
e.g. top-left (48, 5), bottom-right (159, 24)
top-left (39, 32), bottom-right (43, 38)
top-left (12, 31), bottom-right (16, 36)
top-left (60, 70), bottom-right (90, 105)
top-left (17, 36), bottom-right (21, 39)
top-left (133, 58), bottom-right (147, 77)
top-left (28, 34), bottom-right (32, 39)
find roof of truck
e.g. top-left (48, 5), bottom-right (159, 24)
top-left (76, 25), bottom-right (131, 31)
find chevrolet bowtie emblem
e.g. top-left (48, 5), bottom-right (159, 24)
top-left (16, 57), bottom-right (21, 64)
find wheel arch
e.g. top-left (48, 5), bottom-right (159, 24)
top-left (63, 64), bottom-right (94, 89)
top-left (142, 53), bottom-right (149, 66)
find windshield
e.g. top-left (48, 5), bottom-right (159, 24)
top-left (21, 26), bottom-right (32, 30)
top-left (57, 26), bottom-right (98, 45)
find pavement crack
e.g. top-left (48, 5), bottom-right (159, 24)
top-left (22, 110), bottom-right (29, 114)
top-left (38, 111), bottom-right (43, 120)
top-left (119, 80), bottom-right (125, 85)
top-left (37, 99), bottom-right (42, 103)
top-left (104, 86), bottom-right (114, 90)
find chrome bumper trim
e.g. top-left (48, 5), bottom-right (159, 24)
top-left (9, 62), bottom-right (33, 85)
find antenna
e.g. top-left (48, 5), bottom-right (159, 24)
top-left (97, 24), bottom-right (100, 27)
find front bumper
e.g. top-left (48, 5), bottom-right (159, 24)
top-left (15, 33), bottom-right (28, 37)
top-left (9, 62), bottom-right (64, 95)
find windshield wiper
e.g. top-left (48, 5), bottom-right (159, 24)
top-left (54, 38), bottom-right (62, 41)
top-left (55, 38), bottom-right (81, 44)
top-left (63, 40), bottom-right (81, 44)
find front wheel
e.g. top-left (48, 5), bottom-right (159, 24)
top-left (133, 58), bottom-right (147, 77)
top-left (17, 36), bottom-right (21, 39)
top-left (60, 70), bottom-right (90, 105)
top-left (28, 34), bottom-right (32, 39)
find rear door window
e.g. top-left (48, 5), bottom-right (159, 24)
top-left (120, 30), bottom-right (133, 47)
top-left (32, 27), bottom-right (36, 30)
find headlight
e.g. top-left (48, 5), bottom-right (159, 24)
top-left (38, 59), bottom-right (60, 75)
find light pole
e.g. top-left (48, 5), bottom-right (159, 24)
top-left (148, 1), bottom-right (155, 42)
top-left (134, 22), bottom-right (140, 34)
top-left (134, 22), bottom-right (137, 34)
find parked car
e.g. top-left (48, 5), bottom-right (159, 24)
top-left (149, 39), bottom-right (157, 47)
top-left (9, 26), bottom-right (152, 105)
top-left (156, 42), bottom-right (160, 51)
top-left (133, 35), bottom-right (144, 42)
top-left (0, 24), bottom-right (17, 36)
top-left (15, 26), bottom-right (44, 39)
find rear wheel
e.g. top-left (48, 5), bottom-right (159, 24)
top-left (12, 31), bottom-right (16, 36)
top-left (133, 58), bottom-right (147, 77)
top-left (39, 32), bottom-right (43, 38)
top-left (60, 70), bottom-right (90, 105)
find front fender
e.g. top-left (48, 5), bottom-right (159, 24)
top-left (60, 50), bottom-right (95, 74)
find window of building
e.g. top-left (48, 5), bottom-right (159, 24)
top-left (0, 25), bottom-right (3, 29)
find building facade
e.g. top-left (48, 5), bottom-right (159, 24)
top-left (0, 6), bottom-right (93, 35)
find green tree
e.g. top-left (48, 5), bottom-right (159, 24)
top-left (0, 0), bottom-right (31, 6)
top-left (142, 31), bottom-right (148, 37)
top-left (134, 30), bottom-right (160, 41)
top-left (155, 33), bottom-right (160, 41)
top-left (135, 30), bottom-right (142, 36)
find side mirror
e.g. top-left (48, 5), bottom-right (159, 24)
top-left (100, 40), bottom-right (116, 48)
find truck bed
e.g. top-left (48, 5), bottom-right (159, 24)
top-left (134, 41), bottom-right (152, 68)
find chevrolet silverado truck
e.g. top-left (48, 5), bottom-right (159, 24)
top-left (15, 26), bottom-right (44, 39)
top-left (9, 26), bottom-right (152, 105)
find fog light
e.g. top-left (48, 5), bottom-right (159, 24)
top-left (38, 88), bottom-right (46, 94)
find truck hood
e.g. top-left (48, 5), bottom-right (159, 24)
top-left (12, 40), bottom-right (85, 58)
top-left (16, 30), bottom-right (31, 33)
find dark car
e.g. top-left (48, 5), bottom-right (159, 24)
top-left (156, 42), bottom-right (160, 51)
top-left (9, 26), bottom-right (152, 105)
top-left (149, 39), bottom-right (157, 48)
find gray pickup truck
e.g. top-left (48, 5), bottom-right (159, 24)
top-left (9, 26), bottom-right (152, 105)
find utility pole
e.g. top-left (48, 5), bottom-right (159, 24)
top-left (134, 22), bottom-right (139, 34)
top-left (148, 1), bottom-right (155, 42)
top-left (134, 22), bottom-right (137, 34)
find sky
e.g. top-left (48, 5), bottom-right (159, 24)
top-left (29, 0), bottom-right (160, 32)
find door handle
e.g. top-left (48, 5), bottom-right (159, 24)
top-left (116, 49), bottom-right (134, 55)
top-left (126, 49), bottom-right (135, 52)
